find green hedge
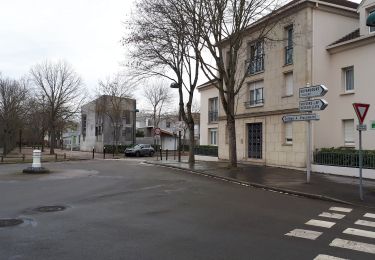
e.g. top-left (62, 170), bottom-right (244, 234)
top-left (314, 148), bottom-right (375, 169)
top-left (103, 145), bottom-right (133, 154)
top-left (194, 145), bottom-right (218, 157)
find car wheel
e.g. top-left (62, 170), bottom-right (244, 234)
top-left (149, 151), bottom-right (154, 157)
top-left (135, 151), bottom-right (140, 157)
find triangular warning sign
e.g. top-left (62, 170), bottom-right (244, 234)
top-left (353, 103), bottom-right (370, 124)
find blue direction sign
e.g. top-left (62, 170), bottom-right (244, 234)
top-left (299, 99), bottom-right (328, 112)
top-left (299, 85), bottom-right (328, 98)
top-left (282, 114), bottom-right (320, 123)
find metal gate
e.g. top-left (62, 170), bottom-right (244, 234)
top-left (248, 123), bottom-right (262, 159)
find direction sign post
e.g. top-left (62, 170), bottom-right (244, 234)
top-left (353, 103), bottom-right (370, 201)
top-left (299, 85), bottom-right (328, 98)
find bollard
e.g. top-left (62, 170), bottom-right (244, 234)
top-left (166, 149), bottom-right (168, 161)
top-left (64, 153), bottom-right (66, 160)
top-left (103, 147), bottom-right (106, 159)
top-left (22, 154), bottom-right (25, 162)
top-left (92, 148), bottom-right (95, 159)
top-left (33, 150), bottom-right (42, 167)
top-left (160, 148), bottom-right (162, 160)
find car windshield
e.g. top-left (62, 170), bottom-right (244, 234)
top-left (132, 145), bottom-right (142, 149)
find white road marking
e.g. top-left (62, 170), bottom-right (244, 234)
top-left (330, 238), bottom-right (375, 254)
top-left (319, 212), bottom-right (345, 219)
top-left (355, 219), bottom-right (375, 228)
top-left (313, 254), bottom-right (348, 260)
top-left (364, 213), bottom-right (375, 219)
top-left (305, 219), bottom-right (336, 228)
top-left (343, 228), bottom-right (375, 239)
top-left (285, 229), bottom-right (322, 240)
top-left (329, 207), bottom-right (352, 213)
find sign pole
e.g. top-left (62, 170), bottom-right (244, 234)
top-left (307, 117), bottom-right (312, 183)
top-left (359, 129), bottom-right (364, 201)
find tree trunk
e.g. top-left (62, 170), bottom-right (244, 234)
top-left (227, 116), bottom-right (237, 167)
top-left (188, 122), bottom-right (195, 164)
top-left (50, 128), bottom-right (55, 154)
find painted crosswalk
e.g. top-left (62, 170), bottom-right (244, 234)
top-left (285, 206), bottom-right (375, 258)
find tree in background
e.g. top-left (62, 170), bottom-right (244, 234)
top-left (30, 60), bottom-right (85, 154)
top-left (0, 74), bottom-right (28, 156)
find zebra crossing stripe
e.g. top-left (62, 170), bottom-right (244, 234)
top-left (355, 219), bottom-right (375, 228)
top-left (313, 254), bottom-right (348, 260)
top-left (329, 207), bottom-right (352, 213)
top-left (285, 229), bottom-right (322, 240)
top-left (330, 238), bottom-right (375, 254)
top-left (343, 228), bottom-right (375, 239)
top-left (305, 219), bottom-right (336, 228)
top-left (319, 212), bottom-right (345, 219)
top-left (364, 213), bottom-right (375, 219)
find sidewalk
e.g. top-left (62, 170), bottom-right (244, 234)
top-left (146, 158), bottom-right (375, 208)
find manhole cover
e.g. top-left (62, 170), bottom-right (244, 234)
top-left (0, 219), bottom-right (24, 228)
top-left (34, 206), bottom-right (66, 213)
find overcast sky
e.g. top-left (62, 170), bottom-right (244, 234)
top-left (0, 0), bottom-right (361, 104)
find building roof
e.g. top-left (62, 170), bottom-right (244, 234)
top-left (329, 28), bottom-right (360, 46)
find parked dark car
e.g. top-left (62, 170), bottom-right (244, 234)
top-left (125, 144), bottom-right (154, 157)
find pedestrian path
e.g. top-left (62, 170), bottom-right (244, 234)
top-left (285, 206), bottom-right (375, 259)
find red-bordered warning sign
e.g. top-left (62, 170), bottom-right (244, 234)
top-left (353, 103), bottom-right (370, 124)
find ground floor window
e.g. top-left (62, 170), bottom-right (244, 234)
top-left (209, 128), bottom-right (217, 145)
top-left (343, 119), bottom-right (354, 146)
top-left (284, 122), bottom-right (293, 144)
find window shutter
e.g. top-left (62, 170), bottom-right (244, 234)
top-left (285, 122), bottom-right (293, 143)
top-left (285, 72), bottom-right (293, 96)
top-left (344, 120), bottom-right (354, 144)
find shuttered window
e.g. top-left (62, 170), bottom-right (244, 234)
top-left (343, 119), bottom-right (354, 146)
top-left (284, 72), bottom-right (293, 96)
top-left (209, 128), bottom-right (218, 145)
top-left (343, 66), bottom-right (354, 92)
top-left (285, 122), bottom-right (293, 144)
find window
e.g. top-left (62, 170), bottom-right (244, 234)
top-left (122, 110), bottom-right (131, 124)
top-left (284, 122), bottom-right (293, 144)
top-left (343, 119), bottom-right (354, 146)
top-left (208, 97), bottom-right (218, 123)
top-left (122, 129), bottom-right (126, 137)
top-left (285, 26), bottom-right (293, 65)
top-left (343, 66), bottom-right (354, 92)
top-left (369, 10), bottom-right (375, 33)
top-left (247, 40), bottom-right (264, 74)
top-left (209, 128), bottom-right (218, 145)
top-left (81, 115), bottom-right (87, 137)
top-left (246, 81), bottom-right (264, 107)
top-left (284, 72), bottom-right (293, 96)
top-left (166, 121), bottom-right (171, 128)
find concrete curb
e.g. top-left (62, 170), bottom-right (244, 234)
top-left (144, 161), bottom-right (375, 209)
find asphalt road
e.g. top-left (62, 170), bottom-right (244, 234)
top-left (0, 159), bottom-right (375, 260)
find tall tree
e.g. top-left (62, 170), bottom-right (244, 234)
top-left (0, 74), bottom-right (28, 155)
top-left (30, 60), bottom-right (84, 154)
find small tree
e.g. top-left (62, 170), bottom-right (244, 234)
top-left (30, 60), bottom-right (84, 154)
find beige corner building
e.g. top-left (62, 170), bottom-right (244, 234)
top-left (199, 0), bottom-right (375, 169)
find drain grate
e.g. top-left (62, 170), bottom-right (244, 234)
top-left (34, 205), bottom-right (66, 213)
top-left (0, 219), bottom-right (24, 228)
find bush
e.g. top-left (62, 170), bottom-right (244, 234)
top-left (314, 148), bottom-right (375, 169)
top-left (104, 145), bottom-right (133, 154)
top-left (194, 145), bottom-right (218, 157)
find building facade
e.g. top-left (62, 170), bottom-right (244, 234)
top-left (199, 0), bottom-right (375, 168)
top-left (80, 95), bottom-right (137, 152)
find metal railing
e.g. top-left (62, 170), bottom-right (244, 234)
top-left (313, 151), bottom-right (375, 169)
top-left (208, 111), bottom-right (218, 123)
top-left (285, 46), bottom-right (293, 65)
top-left (244, 98), bottom-right (264, 108)
top-left (194, 146), bottom-right (218, 157)
top-left (246, 55), bottom-right (264, 75)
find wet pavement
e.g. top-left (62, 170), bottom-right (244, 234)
top-left (146, 159), bottom-right (375, 208)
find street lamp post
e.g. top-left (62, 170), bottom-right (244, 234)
top-left (170, 83), bottom-right (182, 162)
top-left (133, 106), bottom-right (139, 146)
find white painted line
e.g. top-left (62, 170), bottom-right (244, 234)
top-left (330, 238), bottom-right (375, 254)
top-left (305, 219), bottom-right (336, 228)
top-left (285, 229), bottom-right (322, 240)
top-left (313, 254), bottom-right (348, 260)
top-left (364, 213), bottom-right (375, 219)
top-left (329, 207), bottom-right (352, 213)
top-left (355, 219), bottom-right (375, 228)
top-left (343, 228), bottom-right (375, 239)
top-left (319, 212), bottom-right (345, 219)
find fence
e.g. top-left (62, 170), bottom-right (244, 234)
top-left (313, 150), bottom-right (375, 169)
top-left (0, 153), bottom-right (68, 164)
top-left (193, 146), bottom-right (218, 157)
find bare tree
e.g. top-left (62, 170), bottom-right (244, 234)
top-left (187, 0), bottom-right (283, 167)
top-left (143, 82), bottom-right (173, 129)
top-left (96, 73), bottom-right (136, 154)
top-left (30, 60), bottom-right (84, 154)
top-left (124, 0), bottom-right (205, 163)
top-left (0, 74), bottom-right (28, 156)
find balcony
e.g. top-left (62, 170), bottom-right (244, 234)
top-left (246, 55), bottom-right (264, 75)
top-left (285, 46), bottom-right (293, 65)
top-left (208, 111), bottom-right (218, 123)
top-left (244, 98), bottom-right (264, 108)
